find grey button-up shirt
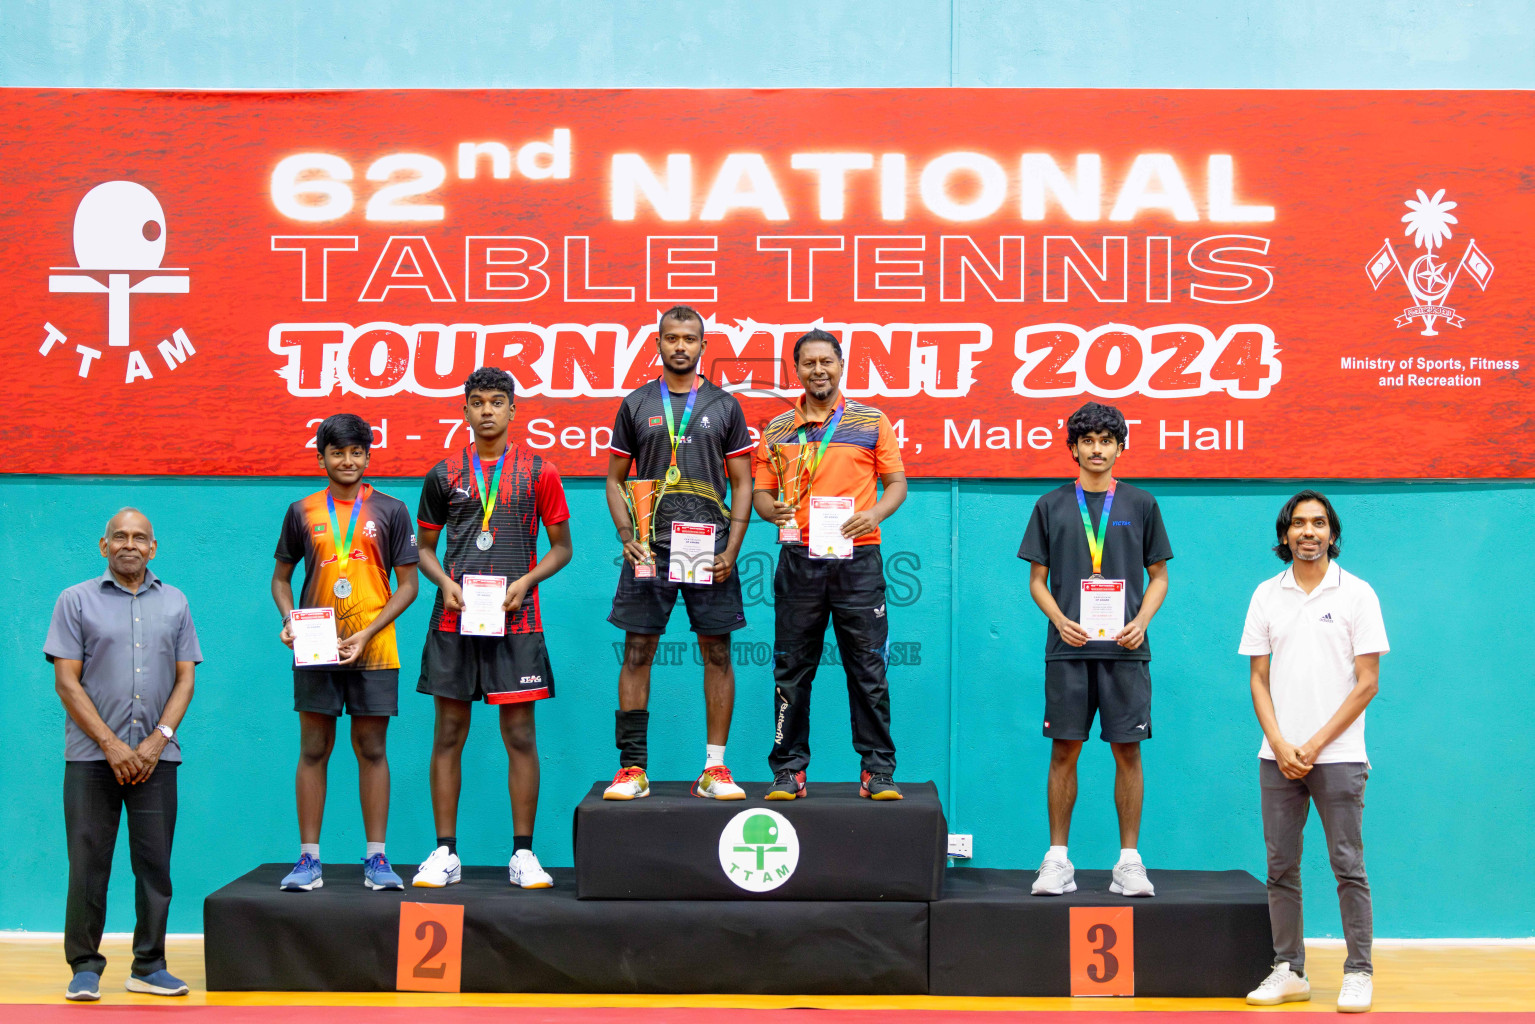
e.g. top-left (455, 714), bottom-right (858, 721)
top-left (45, 568), bottom-right (202, 762)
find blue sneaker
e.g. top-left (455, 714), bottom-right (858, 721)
top-left (280, 853), bottom-right (323, 891)
top-left (65, 971), bottom-right (101, 1001)
top-left (363, 852), bottom-right (404, 890)
top-left (125, 969), bottom-right (189, 996)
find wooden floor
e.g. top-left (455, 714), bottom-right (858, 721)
top-left (1, 936), bottom-right (1532, 1012)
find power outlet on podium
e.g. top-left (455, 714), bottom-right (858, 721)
top-left (947, 833), bottom-right (972, 859)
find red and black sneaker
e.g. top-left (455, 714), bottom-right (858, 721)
top-left (765, 768), bottom-right (807, 800)
top-left (860, 770), bottom-right (903, 800)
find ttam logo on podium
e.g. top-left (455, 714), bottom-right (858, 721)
top-left (718, 808), bottom-right (799, 892)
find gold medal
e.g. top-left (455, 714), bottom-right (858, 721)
top-left (665, 465), bottom-right (681, 485)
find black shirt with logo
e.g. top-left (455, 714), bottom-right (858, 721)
top-left (609, 378), bottom-right (754, 553)
top-left (1017, 480), bottom-right (1173, 662)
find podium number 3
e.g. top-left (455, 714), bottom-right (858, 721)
top-left (1070, 906), bottom-right (1133, 996)
top-left (1085, 922), bottom-right (1118, 981)
top-left (396, 902), bottom-right (464, 992)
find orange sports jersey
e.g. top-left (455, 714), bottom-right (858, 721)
top-left (274, 484), bottom-right (419, 671)
top-left (753, 395), bottom-right (905, 546)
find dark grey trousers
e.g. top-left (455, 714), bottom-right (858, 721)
top-left (1259, 758), bottom-right (1372, 976)
top-left (64, 760), bottom-right (178, 976)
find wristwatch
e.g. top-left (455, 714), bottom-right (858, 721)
top-left (156, 724), bottom-right (175, 741)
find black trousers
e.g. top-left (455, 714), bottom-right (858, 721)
top-left (769, 544), bottom-right (895, 774)
top-left (64, 760), bottom-right (178, 976)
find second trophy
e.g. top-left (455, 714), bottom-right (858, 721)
top-left (767, 442), bottom-right (807, 544)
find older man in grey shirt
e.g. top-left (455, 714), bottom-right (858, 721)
top-left (45, 508), bottom-right (201, 1002)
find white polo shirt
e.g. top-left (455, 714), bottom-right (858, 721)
top-left (1238, 560), bottom-right (1389, 764)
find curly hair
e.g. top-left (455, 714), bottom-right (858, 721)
top-left (1065, 402), bottom-right (1127, 447)
top-left (463, 366), bottom-right (515, 401)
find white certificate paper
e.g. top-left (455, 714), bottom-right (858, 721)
top-left (460, 574), bottom-right (508, 636)
top-left (291, 607), bottom-right (340, 666)
top-left (808, 495), bottom-right (855, 560)
top-left (668, 521), bottom-right (716, 584)
top-left (1080, 578), bottom-right (1127, 641)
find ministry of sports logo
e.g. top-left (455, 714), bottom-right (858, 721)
top-left (42, 180), bottom-right (195, 381)
top-left (718, 808), bottom-right (799, 892)
top-left (1365, 189), bottom-right (1494, 337)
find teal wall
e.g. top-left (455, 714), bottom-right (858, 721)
top-left (3, 1), bottom-right (1533, 939)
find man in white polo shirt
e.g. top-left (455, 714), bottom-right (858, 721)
top-left (1238, 490), bottom-right (1387, 1014)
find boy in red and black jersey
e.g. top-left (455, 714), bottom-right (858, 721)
top-left (272, 413), bottom-right (420, 893)
top-left (411, 367), bottom-right (572, 891)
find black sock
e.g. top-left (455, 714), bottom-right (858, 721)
top-left (437, 836), bottom-right (457, 856)
top-left (615, 709), bottom-right (649, 770)
top-left (513, 834), bottom-right (533, 853)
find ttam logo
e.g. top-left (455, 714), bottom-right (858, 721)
top-left (718, 808), bottom-right (799, 892)
top-left (43, 181), bottom-right (196, 382)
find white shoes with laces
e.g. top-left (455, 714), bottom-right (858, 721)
top-left (1110, 859), bottom-right (1156, 897)
top-left (1337, 972), bottom-right (1373, 1013)
top-left (411, 846), bottom-right (462, 888)
top-left (509, 849), bottom-right (553, 889)
top-left (1031, 856), bottom-right (1077, 895)
top-left (1246, 962), bottom-right (1312, 1005)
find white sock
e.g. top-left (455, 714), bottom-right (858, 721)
top-left (1118, 848), bottom-right (1142, 865)
top-left (705, 744), bottom-right (726, 769)
top-left (1046, 845), bottom-right (1068, 863)
top-left (366, 842), bottom-right (385, 858)
top-left (300, 843), bottom-right (320, 860)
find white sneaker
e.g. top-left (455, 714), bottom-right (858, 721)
top-left (692, 764), bottom-right (746, 799)
top-left (1337, 972), bottom-right (1372, 1013)
top-left (1246, 962), bottom-right (1311, 1005)
top-left (1110, 859), bottom-right (1156, 897)
top-left (508, 849), bottom-right (553, 889)
top-left (1031, 856), bottom-right (1076, 895)
top-left (603, 766), bottom-right (650, 800)
top-left (411, 846), bottom-right (462, 888)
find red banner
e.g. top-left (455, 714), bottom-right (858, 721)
top-left (1, 89), bottom-right (1530, 477)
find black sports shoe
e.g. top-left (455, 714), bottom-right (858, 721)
top-left (860, 770), bottom-right (903, 800)
top-left (765, 768), bottom-right (807, 800)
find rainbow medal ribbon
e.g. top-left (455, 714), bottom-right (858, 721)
top-left (1075, 480), bottom-right (1125, 640)
top-left (471, 448), bottom-right (508, 551)
top-left (660, 377), bottom-right (699, 486)
top-left (326, 491), bottom-right (362, 599)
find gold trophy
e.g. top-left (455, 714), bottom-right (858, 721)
top-left (767, 443), bottom-right (807, 544)
top-left (623, 479), bottom-right (663, 579)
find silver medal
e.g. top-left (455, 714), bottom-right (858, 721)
top-left (476, 530), bottom-right (494, 551)
top-left (333, 577), bottom-right (353, 599)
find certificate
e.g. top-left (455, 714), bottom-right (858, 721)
top-left (291, 607), bottom-right (340, 666)
top-left (1080, 578), bottom-right (1127, 641)
top-left (808, 495), bottom-right (855, 560)
top-left (668, 521), bottom-right (716, 584)
top-left (460, 574), bottom-right (508, 636)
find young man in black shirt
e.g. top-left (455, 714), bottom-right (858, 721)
top-left (1018, 402), bottom-right (1172, 898)
top-left (602, 306), bottom-right (755, 800)
top-left (411, 367), bottom-right (573, 889)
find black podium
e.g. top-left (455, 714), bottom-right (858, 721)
top-left (204, 779), bottom-right (1273, 995)
top-left (573, 780), bottom-right (947, 900)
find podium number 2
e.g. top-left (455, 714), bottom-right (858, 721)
top-left (1070, 907), bottom-right (1133, 996)
top-left (397, 902), bottom-right (464, 992)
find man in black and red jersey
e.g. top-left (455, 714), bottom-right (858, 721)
top-left (410, 367), bottom-right (573, 890)
top-left (601, 306), bottom-right (755, 801)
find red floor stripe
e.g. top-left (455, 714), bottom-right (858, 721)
top-left (7, 1009), bottom-right (1534, 1023)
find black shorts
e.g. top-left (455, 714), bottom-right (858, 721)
top-left (417, 629), bottom-right (554, 704)
top-left (606, 555), bottom-right (748, 636)
top-left (1043, 659), bottom-right (1152, 743)
top-left (294, 668), bottom-right (399, 717)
